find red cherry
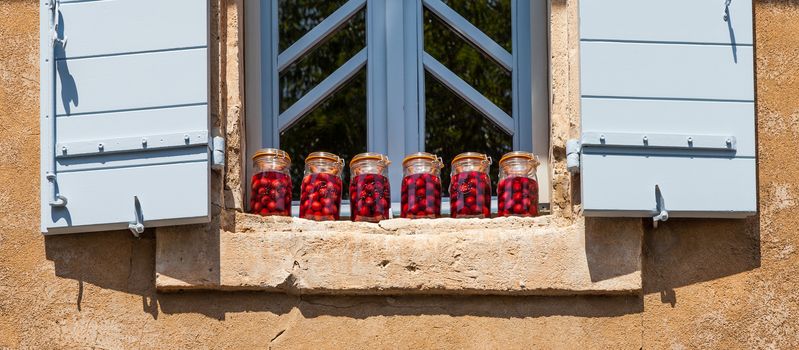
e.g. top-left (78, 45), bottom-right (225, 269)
top-left (465, 196), bottom-right (476, 206)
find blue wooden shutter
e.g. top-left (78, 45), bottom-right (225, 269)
top-left (40, 0), bottom-right (210, 234)
top-left (578, 0), bottom-right (756, 218)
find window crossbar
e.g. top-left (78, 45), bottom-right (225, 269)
top-left (277, 0), bottom-right (366, 73)
top-left (423, 52), bottom-right (515, 135)
top-left (423, 0), bottom-right (513, 72)
top-left (277, 48), bottom-right (367, 131)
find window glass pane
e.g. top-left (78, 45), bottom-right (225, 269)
top-left (280, 70), bottom-right (367, 199)
top-left (278, 0), bottom-right (351, 52)
top-left (439, 0), bottom-right (512, 52)
top-left (279, 8), bottom-right (365, 112)
top-left (424, 72), bottom-right (513, 195)
top-left (424, 7), bottom-right (512, 115)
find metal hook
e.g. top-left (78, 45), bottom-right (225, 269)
top-left (653, 185), bottom-right (669, 229)
top-left (128, 196), bottom-right (145, 238)
top-left (51, 0), bottom-right (67, 48)
top-left (46, 172), bottom-right (67, 207)
top-left (723, 0), bottom-right (732, 22)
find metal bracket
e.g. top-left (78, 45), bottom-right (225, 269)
top-left (45, 0), bottom-right (67, 208)
top-left (653, 185), bottom-right (669, 229)
top-left (566, 139), bottom-right (581, 173)
top-left (56, 131), bottom-right (209, 158)
top-left (211, 136), bottom-right (225, 171)
top-left (582, 132), bottom-right (737, 152)
top-left (128, 196), bottom-right (145, 238)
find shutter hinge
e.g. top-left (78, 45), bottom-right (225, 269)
top-left (566, 139), bottom-right (581, 173)
top-left (211, 136), bottom-right (225, 171)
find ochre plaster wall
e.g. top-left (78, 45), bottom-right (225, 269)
top-left (0, 0), bottom-right (796, 348)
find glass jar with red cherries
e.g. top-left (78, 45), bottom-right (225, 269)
top-left (249, 148), bottom-right (292, 216)
top-left (349, 153), bottom-right (391, 222)
top-left (299, 152), bottom-right (344, 221)
top-left (497, 151), bottom-right (540, 217)
top-left (450, 152), bottom-right (493, 218)
top-left (400, 152), bottom-right (443, 219)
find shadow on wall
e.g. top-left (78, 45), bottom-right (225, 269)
top-left (43, 227), bottom-right (643, 321)
top-left (584, 217), bottom-right (643, 283)
top-left (642, 216), bottom-right (761, 307)
top-left (44, 230), bottom-right (161, 318)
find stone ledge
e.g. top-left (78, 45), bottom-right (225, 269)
top-left (156, 213), bottom-right (642, 295)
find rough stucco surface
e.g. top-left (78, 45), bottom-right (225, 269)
top-left (0, 0), bottom-right (796, 349)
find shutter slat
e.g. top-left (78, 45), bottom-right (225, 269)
top-left (581, 42), bottom-right (754, 101)
top-left (56, 105), bottom-right (208, 143)
top-left (56, 49), bottom-right (207, 116)
top-left (57, 0), bottom-right (207, 59)
top-left (580, 0), bottom-right (753, 45)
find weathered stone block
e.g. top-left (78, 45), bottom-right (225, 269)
top-left (156, 213), bottom-right (642, 295)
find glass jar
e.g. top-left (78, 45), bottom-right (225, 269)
top-left (450, 152), bottom-right (492, 218)
top-left (497, 151), bottom-right (540, 217)
top-left (300, 152), bottom-right (344, 221)
top-left (250, 148), bottom-right (292, 216)
top-left (400, 152), bottom-right (443, 219)
top-left (349, 153), bottom-right (391, 222)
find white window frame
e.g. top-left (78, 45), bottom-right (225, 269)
top-left (244, 0), bottom-right (551, 211)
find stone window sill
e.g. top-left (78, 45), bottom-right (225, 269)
top-left (155, 212), bottom-right (642, 296)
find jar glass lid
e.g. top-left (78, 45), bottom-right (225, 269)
top-left (452, 152), bottom-right (491, 165)
top-left (350, 152), bottom-right (390, 167)
top-left (252, 148), bottom-right (291, 162)
top-left (402, 152), bottom-right (443, 168)
top-left (499, 151), bottom-right (539, 167)
top-left (305, 151), bottom-right (344, 166)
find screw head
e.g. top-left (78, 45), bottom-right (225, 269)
top-left (98, 143), bottom-right (104, 150)
top-left (61, 146), bottom-right (67, 153)
top-left (184, 134), bottom-right (191, 143)
top-left (141, 138), bottom-right (147, 146)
